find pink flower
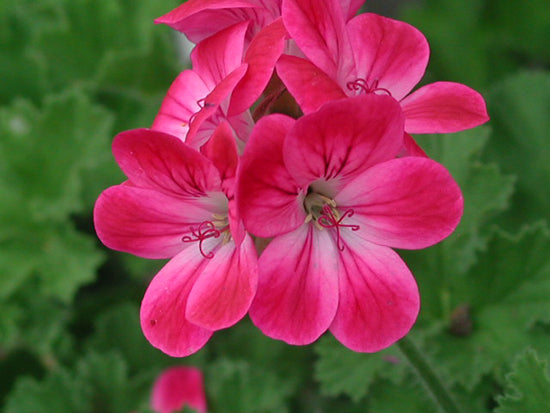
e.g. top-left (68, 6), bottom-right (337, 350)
top-left (94, 123), bottom-right (258, 356)
top-left (152, 19), bottom-right (286, 150)
top-left (151, 366), bottom-right (207, 413)
top-left (237, 94), bottom-right (463, 352)
top-left (276, 0), bottom-right (489, 155)
top-left (155, 0), bottom-right (364, 45)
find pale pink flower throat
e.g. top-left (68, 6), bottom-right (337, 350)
top-left (304, 192), bottom-right (359, 251)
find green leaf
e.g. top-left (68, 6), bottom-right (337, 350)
top-left (4, 352), bottom-right (148, 413)
top-left (314, 335), bottom-right (406, 402)
top-left (407, 128), bottom-right (515, 318)
top-left (206, 359), bottom-right (294, 413)
top-left (86, 302), bottom-right (185, 374)
top-left (0, 90), bottom-right (114, 219)
top-left (426, 224), bottom-right (550, 389)
top-left (496, 349), bottom-right (550, 413)
top-left (484, 71), bottom-right (550, 230)
top-left (30, 0), bottom-right (179, 92)
top-left (368, 378), bottom-right (436, 413)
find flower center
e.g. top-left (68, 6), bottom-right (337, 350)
top-left (182, 214), bottom-right (230, 258)
top-left (303, 192), bottom-right (360, 251)
top-left (346, 78), bottom-right (392, 97)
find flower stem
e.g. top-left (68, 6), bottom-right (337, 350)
top-left (397, 336), bottom-right (462, 413)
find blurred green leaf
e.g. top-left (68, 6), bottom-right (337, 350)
top-left (407, 127), bottom-right (515, 318)
top-left (483, 71), bottom-right (550, 230)
top-left (314, 335), bottom-right (406, 402)
top-left (495, 349), bottom-right (550, 413)
top-left (426, 223), bottom-right (550, 389)
top-left (206, 358), bottom-right (293, 413)
top-left (0, 90), bottom-right (113, 219)
top-left (368, 378), bottom-right (436, 413)
top-left (30, 0), bottom-right (180, 92)
top-left (4, 352), bottom-right (148, 413)
top-left (86, 302), bottom-right (188, 374)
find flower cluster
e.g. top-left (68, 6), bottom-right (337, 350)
top-left (94, 0), bottom-right (488, 357)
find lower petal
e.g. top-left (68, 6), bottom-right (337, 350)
top-left (330, 237), bottom-right (420, 352)
top-left (186, 235), bottom-right (258, 330)
top-left (401, 81), bottom-right (489, 134)
top-left (250, 225), bottom-right (339, 345)
top-left (140, 249), bottom-right (213, 357)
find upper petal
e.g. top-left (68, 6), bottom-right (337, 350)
top-left (155, 0), bottom-right (262, 44)
top-left (282, 0), bottom-right (355, 83)
top-left (190, 21), bottom-right (248, 88)
top-left (140, 249), bottom-right (214, 357)
top-left (228, 18), bottom-right (288, 115)
top-left (335, 156), bottom-right (463, 249)
top-left (347, 13), bottom-right (429, 100)
top-left (330, 236), bottom-right (420, 352)
top-left (400, 81), bottom-right (490, 134)
top-left (113, 129), bottom-right (221, 197)
top-left (94, 185), bottom-right (223, 259)
top-left (151, 70), bottom-right (209, 141)
top-left (186, 234), bottom-right (258, 330)
top-left (283, 94), bottom-right (404, 189)
top-left (237, 114), bottom-right (306, 237)
top-left (200, 121), bottom-right (239, 186)
top-left (249, 224), bottom-right (339, 345)
top-left (186, 64), bottom-right (249, 149)
top-left (276, 55), bottom-right (347, 114)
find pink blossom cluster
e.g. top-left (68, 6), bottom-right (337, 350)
top-left (94, 0), bottom-right (488, 357)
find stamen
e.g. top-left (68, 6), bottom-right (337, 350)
top-left (317, 205), bottom-right (360, 251)
top-left (346, 78), bottom-right (392, 97)
top-left (182, 220), bottom-right (222, 258)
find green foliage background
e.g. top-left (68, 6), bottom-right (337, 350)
top-left (0, 0), bottom-right (549, 411)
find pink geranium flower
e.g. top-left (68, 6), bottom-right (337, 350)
top-left (155, 0), bottom-right (365, 45)
top-left (151, 366), bottom-right (207, 413)
top-left (237, 94), bottom-right (463, 352)
top-left (152, 19), bottom-right (286, 150)
top-left (94, 123), bottom-right (257, 356)
top-left (276, 0), bottom-right (489, 155)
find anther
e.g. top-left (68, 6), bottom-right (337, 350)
top-left (317, 205), bottom-right (360, 251)
top-left (182, 221), bottom-right (222, 258)
top-left (346, 78), bottom-right (392, 97)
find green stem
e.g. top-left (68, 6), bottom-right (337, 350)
top-left (397, 336), bottom-right (461, 413)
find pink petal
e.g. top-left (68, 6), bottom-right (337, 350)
top-left (276, 55), bottom-right (347, 114)
top-left (284, 94), bottom-right (404, 189)
top-left (155, 0), bottom-right (261, 44)
top-left (400, 81), bottom-right (490, 134)
top-left (228, 110), bottom-right (255, 145)
top-left (113, 129), bottom-right (220, 196)
top-left (191, 21), bottom-right (248, 88)
top-left (250, 225), bottom-right (339, 344)
top-left (151, 366), bottom-right (207, 413)
top-left (237, 114), bottom-right (306, 237)
top-left (151, 70), bottom-right (209, 141)
top-left (94, 185), bottom-right (222, 259)
top-left (201, 121), bottom-right (239, 185)
top-left (228, 18), bottom-right (288, 115)
top-left (347, 13), bottom-right (429, 100)
top-left (335, 157), bottom-right (463, 250)
top-left (186, 64), bottom-right (249, 148)
top-left (186, 234), bottom-right (258, 330)
top-left (283, 0), bottom-right (355, 82)
top-left (330, 237), bottom-right (420, 352)
top-left (140, 249), bottom-right (214, 357)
